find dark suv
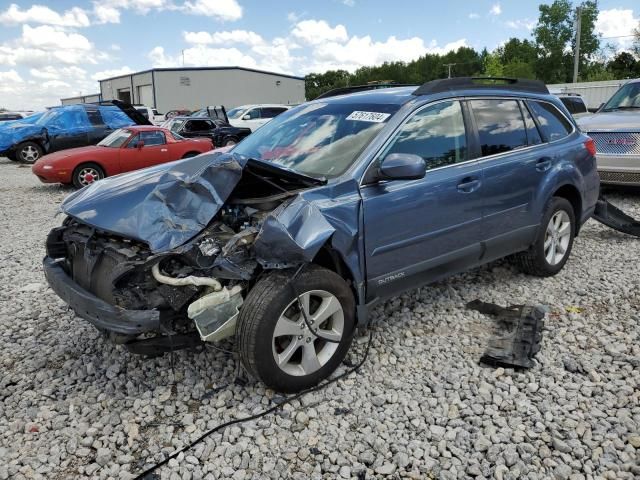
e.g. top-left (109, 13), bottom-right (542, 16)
top-left (43, 78), bottom-right (599, 392)
top-left (163, 116), bottom-right (251, 147)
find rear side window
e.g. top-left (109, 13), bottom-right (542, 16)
top-left (261, 107), bottom-right (287, 118)
top-left (140, 131), bottom-right (166, 146)
top-left (527, 101), bottom-right (573, 142)
top-left (521, 102), bottom-right (543, 146)
top-left (186, 120), bottom-right (213, 132)
top-left (560, 97), bottom-right (587, 114)
top-left (383, 100), bottom-right (467, 170)
top-left (470, 99), bottom-right (527, 156)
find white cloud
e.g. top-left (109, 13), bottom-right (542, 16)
top-left (292, 20), bottom-right (349, 45)
top-left (490, 3), bottom-right (502, 16)
top-left (0, 3), bottom-right (90, 27)
top-left (309, 35), bottom-right (468, 73)
top-left (184, 30), bottom-right (265, 47)
top-left (468, 13), bottom-right (479, 19)
top-left (0, 25), bottom-right (95, 67)
top-left (181, 0), bottom-right (242, 21)
top-left (343, 0), bottom-right (355, 6)
top-left (505, 19), bottom-right (536, 30)
top-left (93, 4), bottom-right (121, 24)
top-left (30, 66), bottom-right (86, 80)
top-left (596, 9), bottom-right (639, 49)
top-left (0, 70), bottom-right (23, 84)
top-left (91, 66), bottom-right (134, 81)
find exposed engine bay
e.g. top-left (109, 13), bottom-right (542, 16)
top-left (45, 155), bottom-right (332, 352)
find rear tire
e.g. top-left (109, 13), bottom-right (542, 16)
top-left (16, 141), bottom-right (43, 164)
top-left (181, 151), bottom-right (199, 159)
top-left (72, 163), bottom-right (105, 189)
top-left (224, 137), bottom-right (238, 147)
top-left (513, 196), bottom-right (575, 277)
top-left (237, 266), bottom-right (355, 392)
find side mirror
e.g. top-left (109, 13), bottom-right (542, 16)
top-left (242, 114), bottom-right (251, 120)
top-left (137, 140), bottom-right (145, 150)
top-left (378, 153), bottom-right (426, 181)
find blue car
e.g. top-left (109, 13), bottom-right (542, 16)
top-left (43, 78), bottom-right (599, 391)
top-left (0, 101), bottom-right (150, 163)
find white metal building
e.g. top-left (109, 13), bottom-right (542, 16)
top-left (60, 93), bottom-right (102, 105)
top-left (96, 67), bottom-right (306, 114)
top-left (547, 79), bottom-right (638, 109)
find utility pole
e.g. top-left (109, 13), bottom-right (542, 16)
top-left (443, 63), bottom-right (457, 78)
top-left (573, 6), bottom-right (582, 83)
top-left (181, 49), bottom-right (185, 67)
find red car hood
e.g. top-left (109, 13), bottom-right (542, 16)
top-left (41, 145), bottom-right (104, 163)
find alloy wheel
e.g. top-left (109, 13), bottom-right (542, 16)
top-left (544, 210), bottom-right (571, 266)
top-left (77, 167), bottom-right (101, 187)
top-left (20, 145), bottom-right (39, 163)
top-left (271, 289), bottom-right (344, 376)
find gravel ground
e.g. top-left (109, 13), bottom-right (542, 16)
top-left (0, 157), bottom-right (639, 480)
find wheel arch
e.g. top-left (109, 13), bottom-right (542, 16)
top-left (552, 183), bottom-right (582, 233)
top-left (311, 243), bottom-right (363, 318)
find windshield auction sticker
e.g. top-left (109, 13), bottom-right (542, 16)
top-left (346, 111), bottom-right (391, 123)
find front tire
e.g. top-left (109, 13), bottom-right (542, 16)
top-left (16, 141), bottom-right (43, 164)
top-left (237, 266), bottom-right (355, 392)
top-left (513, 196), bottom-right (575, 277)
top-left (72, 163), bottom-right (105, 189)
top-left (224, 137), bottom-right (238, 147)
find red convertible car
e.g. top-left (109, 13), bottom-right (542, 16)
top-left (32, 126), bottom-right (213, 188)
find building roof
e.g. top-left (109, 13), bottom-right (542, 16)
top-left (60, 93), bottom-right (101, 101)
top-left (97, 66), bottom-right (305, 82)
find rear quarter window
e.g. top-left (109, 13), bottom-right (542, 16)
top-left (527, 101), bottom-right (573, 142)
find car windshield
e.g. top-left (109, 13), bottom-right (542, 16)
top-left (167, 119), bottom-right (185, 132)
top-left (227, 107), bottom-right (245, 119)
top-left (35, 109), bottom-right (60, 125)
top-left (232, 102), bottom-right (400, 178)
top-left (98, 129), bottom-right (132, 147)
top-left (602, 82), bottom-right (640, 111)
top-left (191, 109), bottom-right (207, 118)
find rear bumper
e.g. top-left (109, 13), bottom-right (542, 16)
top-left (43, 256), bottom-right (160, 335)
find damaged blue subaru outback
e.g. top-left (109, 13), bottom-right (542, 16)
top-left (43, 78), bottom-right (599, 392)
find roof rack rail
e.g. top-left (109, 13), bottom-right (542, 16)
top-left (412, 77), bottom-right (549, 96)
top-left (315, 83), bottom-right (417, 100)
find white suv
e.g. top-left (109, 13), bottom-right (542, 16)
top-left (577, 79), bottom-right (640, 185)
top-left (227, 104), bottom-right (291, 131)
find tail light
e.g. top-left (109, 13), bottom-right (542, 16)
top-left (584, 137), bottom-right (597, 156)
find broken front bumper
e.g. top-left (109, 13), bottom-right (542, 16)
top-left (43, 256), bottom-right (160, 335)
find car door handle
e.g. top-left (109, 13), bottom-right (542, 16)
top-left (536, 157), bottom-right (552, 171)
top-left (161, 148), bottom-right (167, 152)
top-left (457, 177), bottom-right (481, 193)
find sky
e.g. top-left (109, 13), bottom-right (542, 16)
top-left (0, 0), bottom-right (638, 110)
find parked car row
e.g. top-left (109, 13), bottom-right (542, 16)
top-left (32, 125), bottom-right (213, 188)
top-left (1, 101), bottom-right (149, 163)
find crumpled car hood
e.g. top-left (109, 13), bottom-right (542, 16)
top-left (61, 152), bottom-right (246, 252)
top-left (577, 111), bottom-right (640, 131)
top-left (60, 151), bottom-right (325, 253)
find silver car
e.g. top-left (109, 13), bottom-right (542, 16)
top-left (577, 79), bottom-right (640, 185)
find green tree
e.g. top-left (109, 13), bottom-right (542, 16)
top-left (573, 1), bottom-right (601, 80)
top-left (534, 0), bottom-right (574, 83)
top-left (533, 0), bottom-right (601, 83)
top-left (503, 61), bottom-right (536, 79)
top-left (607, 51), bottom-right (639, 78)
top-left (482, 53), bottom-right (504, 77)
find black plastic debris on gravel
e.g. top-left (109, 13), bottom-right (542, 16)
top-left (467, 300), bottom-right (545, 369)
